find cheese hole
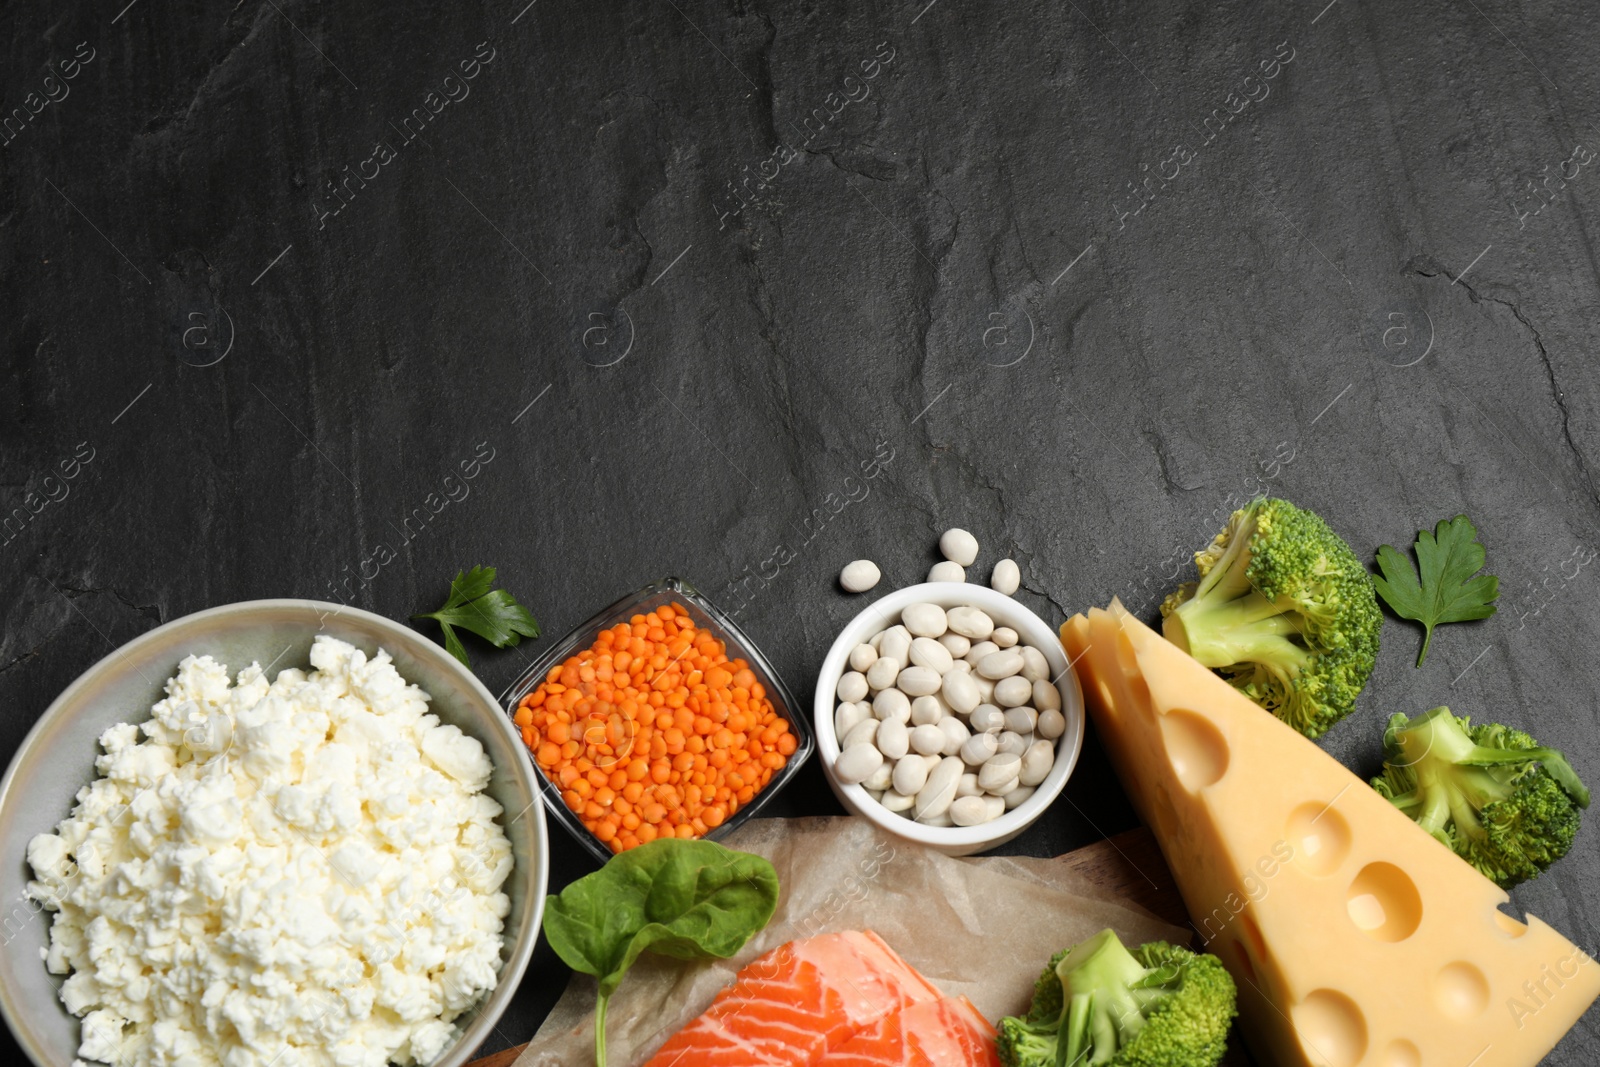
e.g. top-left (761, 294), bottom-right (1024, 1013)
top-left (1159, 710), bottom-right (1229, 791)
top-left (1285, 801), bottom-right (1352, 877)
top-left (1346, 862), bottom-right (1423, 942)
top-left (1494, 909), bottom-right (1529, 938)
top-left (1433, 961), bottom-right (1490, 1019)
top-left (1291, 989), bottom-right (1367, 1067)
top-left (1232, 913), bottom-right (1267, 985)
top-left (1382, 1039), bottom-right (1421, 1067)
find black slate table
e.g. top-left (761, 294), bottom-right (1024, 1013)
top-left (4, 0), bottom-right (1599, 1063)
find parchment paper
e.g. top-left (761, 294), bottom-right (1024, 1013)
top-left (514, 817), bottom-right (1188, 1067)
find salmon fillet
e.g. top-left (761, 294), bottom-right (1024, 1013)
top-left (824, 995), bottom-right (999, 1066)
top-left (643, 930), bottom-right (942, 1066)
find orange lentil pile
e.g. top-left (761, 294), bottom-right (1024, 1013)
top-left (514, 603), bottom-right (797, 854)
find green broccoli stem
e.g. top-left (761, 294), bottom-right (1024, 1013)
top-left (1056, 930), bottom-right (1156, 1064)
top-left (1395, 709), bottom-right (1511, 841)
top-left (1164, 590), bottom-right (1311, 674)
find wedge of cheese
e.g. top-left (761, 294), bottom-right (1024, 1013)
top-left (1061, 601), bottom-right (1600, 1067)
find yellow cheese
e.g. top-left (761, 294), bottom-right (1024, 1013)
top-left (1061, 601), bottom-right (1600, 1067)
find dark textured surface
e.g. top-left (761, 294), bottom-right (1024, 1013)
top-left (3, 0), bottom-right (1599, 1062)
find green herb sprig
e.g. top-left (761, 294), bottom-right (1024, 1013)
top-left (1372, 515), bottom-right (1498, 666)
top-left (413, 566), bottom-right (540, 668)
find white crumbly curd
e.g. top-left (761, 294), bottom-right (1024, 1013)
top-left (26, 635), bottom-right (515, 1067)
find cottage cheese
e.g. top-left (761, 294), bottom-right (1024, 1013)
top-left (26, 636), bottom-right (514, 1067)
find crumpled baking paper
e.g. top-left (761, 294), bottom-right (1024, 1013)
top-left (514, 816), bottom-right (1187, 1067)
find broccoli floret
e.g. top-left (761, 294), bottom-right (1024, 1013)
top-left (1159, 496), bottom-right (1382, 738)
top-left (996, 930), bottom-right (1237, 1067)
top-left (1373, 707), bottom-right (1590, 889)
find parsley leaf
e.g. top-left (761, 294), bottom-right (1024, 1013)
top-left (413, 566), bottom-right (540, 668)
top-left (1372, 515), bottom-right (1498, 666)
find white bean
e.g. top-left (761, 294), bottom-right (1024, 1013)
top-left (969, 705), bottom-right (1006, 733)
top-left (848, 643), bottom-right (878, 672)
top-left (941, 670), bottom-right (981, 714)
top-left (835, 701), bottom-right (871, 739)
top-left (956, 772), bottom-right (983, 798)
top-left (910, 723), bottom-right (947, 756)
top-left (939, 528), bottom-right (979, 566)
top-left (994, 676), bottom-right (1033, 707)
top-left (937, 632), bottom-right (971, 658)
top-left (910, 695), bottom-right (946, 726)
top-left (1020, 739), bottom-right (1055, 786)
top-left (950, 795), bottom-right (990, 826)
top-left (902, 603), bottom-right (948, 637)
top-left (960, 732), bottom-right (999, 765)
top-left (990, 626), bottom-right (1018, 649)
top-left (928, 561), bottom-right (966, 583)
top-left (869, 630), bottom-right (885, 649)
top-left (876, 718), bottom-right (910, 760)
top-left (865, 657), bottom-right (901, 691)
top-left (973, 675), bottom-right (996, 704)
top-left (1003, 706), bottom-right (1038, 734)
top-left (946, 605), bottom-right (994, 640)
top-left (1037, 708), bottom-right (1066, 740)
top-left (864, 761), bottom-right (895, 791)
top-left (1033, 679), bottom-right (1062, 712)
top-left (892, 755), bottom-right (931, 795)
top-left (1020, 646), bottom-right (1050, 683)
top-left (837, 671), bottom-right (868, 703)
top-left (873, 688), bottom-right (911, 723)
top-left (915, 757), bottom-right (964, 820)
top-left (979, 753), bottom-right (1021, 792)
top-left (990, 558), bottom-right (1020, 595)
top-left (978, 649), bottom-right (1025, 680)
top-left (987, 775), bottom-right (1020, 797)
top-left (947, 659), bottom-right (972, 674)
top-left (909, 637), bottom-right (954, 674)
top-left (996, 731), bottom-right (1029, 757)
top-left (842, 718), bottom-right (880, 750)
top-left (983, 795), bottom-right (1007, 821)
top-left (867, 788), bottom-right (884, 802)
top-left (1003, 785), bottom-right (1036, 810)
top-left (896, 666), bottom-right (943, 697)
top-left (840, 560), bottom-right (881, 592)
top-left (878, 628), bottom-right (912, 665)
top-left (916, 810), bottom-right (955, 827)
top-left (964, 640), bottom-right (1000, 665)
top-left (881, 789), bottom-right (916, 813)
top-left (938, 717), bottom-right (971, 755)
top-left (834, 745), bottom-right (883, 785)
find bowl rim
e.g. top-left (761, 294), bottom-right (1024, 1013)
top-left (0, 598), bottom-right (547, 1067)
top-left (812, 582), bottom-right (1086, 848)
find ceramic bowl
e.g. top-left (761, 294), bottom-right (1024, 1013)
top-left (814, 583), bottom-right (1085, 856)
top-left (0, 600), bottom-right (547, 1067)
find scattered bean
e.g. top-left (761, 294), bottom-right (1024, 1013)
top-left (841, 559), bottom-right (881, 593)
top-left (939, 528), bottom-right (979, 567)
top-left (928, 561), bottom-right (966, 583)
top-left (990, 558), bottom-right (1020, 595)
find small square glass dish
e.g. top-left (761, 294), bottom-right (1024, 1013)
top-left (501, 577), bottom-right (813, 864)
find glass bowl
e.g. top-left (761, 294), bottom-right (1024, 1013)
top-left (500, 577), bottom-right (812, 864)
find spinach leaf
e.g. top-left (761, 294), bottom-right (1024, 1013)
top-left (542, 838), bottom-right (780, 1066)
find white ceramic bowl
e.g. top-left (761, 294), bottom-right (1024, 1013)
top-left (0, 600), bottom-right (547, 1067)
top-left (814, 583), bottom-right (1085, 856)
